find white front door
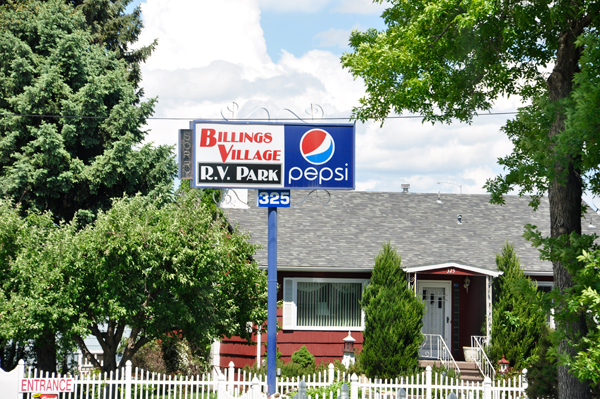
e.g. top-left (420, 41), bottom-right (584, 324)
top-left (417, 281), bottom-right (452, 356)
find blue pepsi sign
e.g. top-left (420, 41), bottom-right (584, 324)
top-left (192, 121), bottom-right (354, 190)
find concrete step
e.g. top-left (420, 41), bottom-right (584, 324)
top-left (418, 360), bottom-right (484, 382)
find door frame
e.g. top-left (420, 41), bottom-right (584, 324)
top-left (416, 280), bottom-right (452, 348)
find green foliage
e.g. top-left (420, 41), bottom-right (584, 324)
top-left (0, 0), bottom-right (176, 223)
top-left (554, 250), bottom-right (600, 385)
top-left (360, 242), bottom-right (424, 378)
top-left (291, 345), bottom-right (315, 369)
top-left (289, 380), bottom-right (345, 399)
top-left (0, 190), bottom-right (268, 372)
top-left (489, 242), bottom-right (546, 369)
top-left (525, 327), bottom-right (559, 399)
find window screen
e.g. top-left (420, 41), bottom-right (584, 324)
top-left (296, 282), bottom-right (362, 327)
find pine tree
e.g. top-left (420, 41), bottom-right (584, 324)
top-left (360, 242), bottom-right (424, 378)
top-left (489, 242), bottom-right (546, 369)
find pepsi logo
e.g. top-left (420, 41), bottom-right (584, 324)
top-left (299, 129), bottom-right (335, 165)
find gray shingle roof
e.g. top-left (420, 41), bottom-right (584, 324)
top-left (225, 190), bottom-right (591, 274)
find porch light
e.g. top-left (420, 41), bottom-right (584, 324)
top-left (464, 276), bottom-right (470, 293)
top-left (498, 355), bottom-right (510, 373)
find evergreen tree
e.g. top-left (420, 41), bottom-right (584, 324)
top-left (489, 242), bottom-right (546, 369)
top-left (360, 242), bottom-right (424, 378)
top-left (0, 0), bottom-right (175, 224)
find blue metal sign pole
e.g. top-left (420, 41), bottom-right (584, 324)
top-left (267, 206), bottom-right (277, 397)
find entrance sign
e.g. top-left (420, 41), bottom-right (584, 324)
top-left (192, 121), bottom-right (354, 190)
top-left (257, 190), bottom-right (291, 207)
top-left (20, 378), bottom-right (74, 393)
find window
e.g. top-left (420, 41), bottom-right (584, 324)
top-left (537, 281), bottom-right (555, 329)
top-left (283, 278), bottom-right (367, 330)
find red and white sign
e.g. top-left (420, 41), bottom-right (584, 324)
top-left (196, 123), bottom-right (284, 164)
top-left (20, 378), bottom-right (74, 393)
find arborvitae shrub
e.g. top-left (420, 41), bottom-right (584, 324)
top-left (291, 345), bottom-right (315, 369)
top-left (489, 242), bottom-right (546, 369)
top-left (360, 242), bottom-right (424, 378)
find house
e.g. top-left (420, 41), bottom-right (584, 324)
top-left (216, 189), bottom-right (594, 368)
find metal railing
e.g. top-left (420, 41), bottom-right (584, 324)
top-left (471, 335), bottom-right (496, 380)
top-left (419, 334), bottom-right (461, 373)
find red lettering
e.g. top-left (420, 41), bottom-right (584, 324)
top-left (21, 379), bottom-right (27, 391)
top-left (66, 379), bottom-right (72, 391)
top-left (273, 150), bottom-right (281, 161)
top-left (264, 132), bottom-right (272, 143)
top-left (264, 150), bottom-right (272, 161)
top-left (218, 144), bottom-right (234, 163)
top-left (223, 132), bottom-right (230, 142)
top-left (252, 150), bottom-right (263, 161)
top-left (255, 133), bottom-right (263, 143)
top-left (236, 149), bottom-right (242, 159)
top-left (243, 150), bottom-right (250, 160)
top-left (40, 380), bottom-right (46, 390)
top-left (200, 129), bottom-right (217, 147)
top-left (244, 133), bottom-right (254, 143)
top-left (60, 379), bottom-right (66, 390)
top-left (218, 131), bottom-right (223, 142)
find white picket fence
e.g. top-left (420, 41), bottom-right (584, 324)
top-left (3, 360), bottom-right (529, 399)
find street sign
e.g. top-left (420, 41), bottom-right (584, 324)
top-left (257, 190), bottom-right (291, 207)
top-left (192, 121), bottom-right (354, 190)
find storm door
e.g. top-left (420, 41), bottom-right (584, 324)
top-left (417, 281), bottom-right (452, 358)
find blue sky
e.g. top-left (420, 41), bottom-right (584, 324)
top-left (128, 0), bottom-right (522, 195)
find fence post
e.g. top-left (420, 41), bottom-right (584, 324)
top-left (252, 376), bottom-right (260, 399)
top-left (218, 372), bottom-right (227, 399)
top-left (329, 363), bottom-right (335, 384)
top-left (125, 360), bottom-right (132, 399)
top-left (228, 361), bottom-right (235, 394)
top-left (350, 374), bottom-right (359, 399)
top-left (341, 383), bottom-right (349, 399)
top-left (425, 366), bottom-right (432, 399)
top-left (522, 368), bottom-right (528, 392)
top-left (298, 380), bottom-right (307, 399)
top-left (483, 377), bottom-right (492, 399)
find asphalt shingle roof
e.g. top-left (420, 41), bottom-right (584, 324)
top-left (225, 190), bottom-right (592, 274)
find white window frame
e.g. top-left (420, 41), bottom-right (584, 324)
top-left (537, 281), bottom-right (555, 329)
top-left (283, 277), bottom-right (368, 331)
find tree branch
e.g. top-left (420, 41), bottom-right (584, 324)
top-left (73, 335), bottom-right (102, 369)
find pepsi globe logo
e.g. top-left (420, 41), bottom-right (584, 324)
top-left (300, 129), bottom-right (335, 165)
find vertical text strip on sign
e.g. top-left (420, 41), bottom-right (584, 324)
top-left (192, 121), bottom-right (354, 190)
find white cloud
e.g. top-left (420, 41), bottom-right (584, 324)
top-left (138, 0), bottom-right (270, 71)
top-left (314, 28), bottom-right (352, 49)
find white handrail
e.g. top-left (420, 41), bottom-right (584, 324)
top-left (471, 335), bottom-right (496, 379)
top-left (420, 334), bottom-right (461, 374)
